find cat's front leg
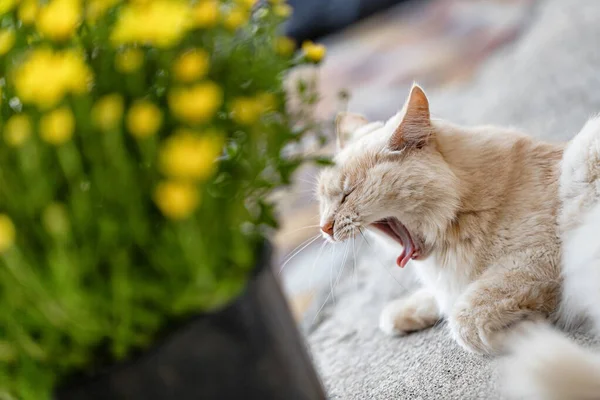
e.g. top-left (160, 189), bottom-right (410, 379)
top-left (379, 288), bottom-right (440, 336)
top-left (448, 259), bottom-right (559, 355)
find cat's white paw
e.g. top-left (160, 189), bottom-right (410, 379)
top-left (379, 290), bottom-right (440, 336)
top-left (379, 301), bottom-right (410, 336)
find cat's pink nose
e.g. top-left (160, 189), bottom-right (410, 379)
top-left (321, 221), bottom-right (334, 237)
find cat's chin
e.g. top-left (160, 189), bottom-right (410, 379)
top-left (371, 218), bottom-right (423, 268)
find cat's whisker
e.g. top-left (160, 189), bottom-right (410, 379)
top-left (352, 233), bottom-right (358, 291)
top-left (359, 228), bottom-right (408, 291)
top-left (333, 240), bottom-right (351, 296)
top-left (309, 240), bottom-right (328, 290)
top-left (295, 177), bottom-right (318, 186)
top-left (279, 234), bottom-right (321, 275)
top-left (301, 240), bottom-right (330, 327)
top-left (282, 233), bottom-right (320, 264)
top-left (292, 186), bottom-right (320, 195)
top-left (278, 224), bottom-right (321, 238)
top-left (329, 243), bottom-right (336, 304)
top-left (312, 286), bottom-right (333, 326)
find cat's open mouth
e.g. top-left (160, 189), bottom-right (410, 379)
top-left (372, 218), bottom-right (421, 268)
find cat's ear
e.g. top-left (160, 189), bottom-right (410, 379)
top-left (389, 84), bottom-right (432, 151)
top-left (335, 112), bottom-right (369, 150)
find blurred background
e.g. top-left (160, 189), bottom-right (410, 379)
top-left (274, 0), bottom-right (536, 325)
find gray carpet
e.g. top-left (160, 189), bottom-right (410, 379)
top-left (306, 1), bottom-right (600, 398)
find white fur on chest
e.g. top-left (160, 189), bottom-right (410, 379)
top-left (413, 255), bottom-right (473, 317)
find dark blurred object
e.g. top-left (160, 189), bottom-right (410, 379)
top-left (284, 0), bottom-right (415, 42)
top-left (57, 244), bottom-right (326, 400)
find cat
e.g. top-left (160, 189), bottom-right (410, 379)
top-left (500, 116), bottom-right (600, 400)
top-left (316, 84), bottom-right (564, 355)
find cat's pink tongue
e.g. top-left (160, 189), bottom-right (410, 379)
top-left (389, 220), bottom-right (416, 268)
top-left (396, 246), bottom-right (414, 268)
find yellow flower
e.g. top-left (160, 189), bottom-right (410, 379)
top-left (111, 0), bottom-right (192, 48)
top-left (267, 0), bottom-right (286, 3)
top-left (0, 29), bottom-right (15, 56)
top-left (302, 40), bottom-right (326, 63)
top-left (223, 6), bottom-right (248, 31)
top-left (235, 0), bottom-right (258, 8)
top-left (57, 50), bottom-right (93, 95)
top-left (159, 129), bottom-right (223, 180)
top-left (172, 49), bottom-right (209, 82)
top-left (0, 214), bottom-right (16, 254)
top-left (256, 92), bottom-right (277, 112)
top-left (0, 0), bottom-right (16, 15)
top-left (4, 115), bottom-right (32, 148)
top-left (230, 96), bottom-right (264, 125)
top-left (14, 48), bottom-right (93, 109)
top-left (18, 0), bottom-right (38, 25)
top-left (86, 0), bottom-right (119, 23)
top-left (40, 107), bottom-right (76, 145)
top-left (115, 48), bottom-right (144, 73)
top-left (126, 100), bottom-right (162, 138)
top-left (274, 36), bottom-right (295, 57)
top-left (37, 0), bottom-right (82, 41)
top-left (92, 94), bottom-right (124, 131)
top-left (192, 1), bottom-right (219, 28)
top-left (42, 203), bottom-right (70, 236)
top-left (154, 181), bottom-right (199, 220)
top-left (273, 4), bottom-right (292, 18)
top-left (168, 82), bottom-right (223, 124)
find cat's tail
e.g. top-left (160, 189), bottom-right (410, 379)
top-left (501, 323), bottom-right (600, 400)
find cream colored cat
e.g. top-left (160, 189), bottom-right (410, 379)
top-left (317, 84), bottom-right (564, 355)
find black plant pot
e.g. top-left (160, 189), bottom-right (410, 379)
top-left (56, 243), bottom-right (327, 400)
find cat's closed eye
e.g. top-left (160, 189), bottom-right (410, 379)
top-left (340, 188), bottom-right (355, 204)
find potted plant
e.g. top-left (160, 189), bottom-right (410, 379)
top-left (0, 0), bottom-right (328, 398)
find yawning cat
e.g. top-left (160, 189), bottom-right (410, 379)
top-left (316, 84), bottom-right (564, 355)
